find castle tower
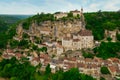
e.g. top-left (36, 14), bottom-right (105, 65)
top-left (80, 8), bottom-right (86, 29)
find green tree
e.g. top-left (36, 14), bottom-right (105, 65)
top-left (32, 45), bottom-right (38, 50)
top-left (67, 12), bottom-right (73, 17)
top-left (41, 47), bottom-right (47, 53)
top-left (107, 37), bottom-right (112, 41)
top-left (22, 22), bottom-right (30, 30)
top-left (103, 21), bottom-right (116, 31)
top-left (45, 64), bottom-right (51, 74)
top-left (100, 77), bottom-right (106, 80)
top-left (0, 52), bottom-right (2, 56)
top-left (10, 77), bottom-right (18, 80)
top-left (63, 68), bottom-right (80, 80)
top-left (100, 66), bottom-right (110, 74)
top-left (18, 39), bottom-right (29, 48)
top-left (116, 32), bottom-right (120, 41)
top-left (10, 40), bottom-right (19, 48)
top-left (22, 33), bottom-right (29, 38)
top-left (96, 42), bottom-right (120, 59)
top-left (82, 52), bottom-right (94, 59)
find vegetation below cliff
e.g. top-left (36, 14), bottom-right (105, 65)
top-left (94, 42), bottom-right (120, 59)
top-left (0, 57), bottom-right (96, 80)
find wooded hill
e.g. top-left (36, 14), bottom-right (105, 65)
top-left (84, 11), bottom-right (120, 40)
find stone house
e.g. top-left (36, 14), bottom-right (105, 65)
top-left (54, 12), bottom-right (67, 19)
top-left (105, 30), bottom-right (117, 42)
top-left (56, 44), bottom-right (64, 55)
top-left (70, 9), bottom-right (81, 16)
top-left (62, 29), bottom-right (94, 51)
top-left (62, 37), bottom-right (73, 51)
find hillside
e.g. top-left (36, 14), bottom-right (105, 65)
top-left (0, 15), bottom-right (31, 32)
top-left (84, 11), bottom-right (120, 40)
top-left (0, 15), bottom-right (31, 48)
top-left (0, 11), bottom-right (120, 58)
top-left (0, 11), bottom-right (120, 80)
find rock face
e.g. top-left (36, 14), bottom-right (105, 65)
top-left (16, 23), bottom-right (23, 40)
top-left (26, 19), bottom-right (82, 40)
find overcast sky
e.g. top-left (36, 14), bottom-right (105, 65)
top-left (0, 0), bottom-right (120, 14)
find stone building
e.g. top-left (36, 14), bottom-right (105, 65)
top-left (61, 8), bottom-right (94, 51)
top-left (54, 12), bottom-right (67, 19)
top-left (54, 8), bottom-right (83, 19)
top-left (70, 9), bottom-right (81, 16)
top-left (62, 29), bottom-right (94, 51)
top-left (56, 44), bottom-right (64, 55)
top-left (105, 30), bottom-right (117, 42)
top-left (77, 29), bottom-right (94, 48)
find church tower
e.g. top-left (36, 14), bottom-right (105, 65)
top-left (80, 8), bottom-right (85, 29)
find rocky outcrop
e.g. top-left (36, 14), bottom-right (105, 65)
top-left (26, 19), bottom-right (82, 40)
top-left (16, 23), bottom-right (23, 40)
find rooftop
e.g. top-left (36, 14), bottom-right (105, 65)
top-left (78, 29), bottom-right (92, 36)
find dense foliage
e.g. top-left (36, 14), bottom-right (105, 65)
top-left (0, 57), bottom-right (36, 80)
top-left (100, 66), bottom-right (110, 74)
top-left (0, 23), bottom-right (18, 49)
top-left (116, 32), bottom-right (120, 41)
top-left (0, 58), bottom-right (96, 80)
top-left (94, 42), bottom-right (120, 59)
top-left (22, 13), bottom-right (55, 30)
top-left (82, 52), bottom-right (94, 59)
top-left (84, 11), bottom-right (120, 40)
top-left (0, 19), bottom-right (8, 32)
top-left (0, 15), bottom-right (26, 49)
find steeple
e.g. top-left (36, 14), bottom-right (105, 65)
top-left (80, 8), bottom-right (85, 29)
top-left (81, 7), bottom-right (83, 14)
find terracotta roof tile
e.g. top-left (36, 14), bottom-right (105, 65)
top-left (78, 29), bottom-right (92, 36)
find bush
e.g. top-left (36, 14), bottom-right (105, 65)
top-left (100, 66), bottom-right (110, 74)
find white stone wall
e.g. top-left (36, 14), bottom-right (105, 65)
top-left (62, 35), bottom-right (94, 51)
top-left (79, 36), bottom-right (94, 49)
top-left (54, 13), bottom-right (67, 19)
top-left (62, 38), bottom-right (72, 48)
top-left (72, 41), bottom-right (81, 50)
top-left (57, 47), bottom-right (63, 55)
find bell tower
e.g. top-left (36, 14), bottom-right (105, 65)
top-left (80, 8), bottom-right (85, 29)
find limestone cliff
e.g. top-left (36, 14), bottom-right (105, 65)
top-left (24, 19), bottom-right (82, 40)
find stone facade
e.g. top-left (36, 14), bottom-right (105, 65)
top-left (105, 30), bottom-right (117, 42)
top-left (54, 12), bottom-right (67, 19)
top-left (54, 8), bottom-right (83, 19)
top-left (70, 9), bottom-right (81, 16)
top-left (62, 29), bottom-right (94, 51)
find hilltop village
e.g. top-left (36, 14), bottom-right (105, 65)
top-left (1, 8), bottom-right (120, 80)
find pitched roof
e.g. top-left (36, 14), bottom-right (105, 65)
top-left (78, 29), bottom-right (92, 36)
top-left (108, 66), bottom-right (117, 73)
